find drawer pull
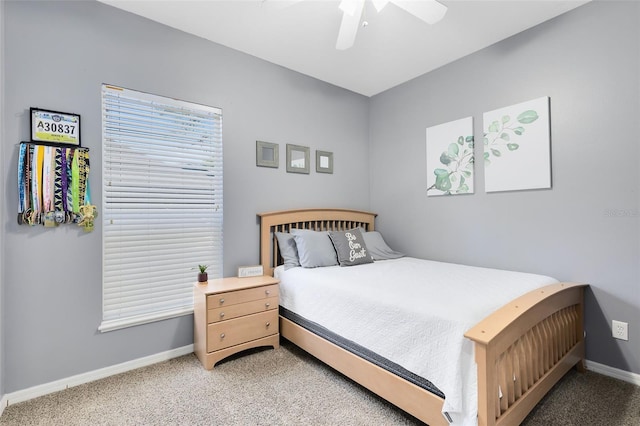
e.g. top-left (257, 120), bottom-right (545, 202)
top-left (219, 298), bottom-right (225, 305)
top-left (265, 303), bottom-right (270, 309)
top-left (220, 333), bottom-right (225, 339)
top-left (265, 290), bottom-right (271, 296)
top-left (219, 312), bottom-right (225, 319)
top-left (265, 322), bottom-right (271, 328)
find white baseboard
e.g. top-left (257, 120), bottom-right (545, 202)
top-left (2, 349), bottom-right (636, 411)
top-left (0, 394), bottom-right (7, 417)
top-left (4, 344), bottom-right (193, 407)
top-left (585, 359), bottom-right (640, 386)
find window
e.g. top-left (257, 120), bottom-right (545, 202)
top-left (100, 84), bottom-right (222, 332)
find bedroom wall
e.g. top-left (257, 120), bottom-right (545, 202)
top-left (2, 0), bottom-right (369, 393)
top-left (369, 1), bottom-right (640, 375)
top-left (0, 0), bottom-right (5, 402)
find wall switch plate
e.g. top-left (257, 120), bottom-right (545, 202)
top-left (238, 265), bottom-right (264, 278)
top-left (612, 320), bottom-right (629, 341)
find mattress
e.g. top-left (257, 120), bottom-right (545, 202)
top-left (275, 257), bottom-right (558, 426)
top-left (279, 305), bottom-right (445, 398)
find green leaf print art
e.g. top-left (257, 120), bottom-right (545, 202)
top-left (426, 117), bottom-right (474, 196)
top-left (483, 109), bottom-right (538, 166)
top-left (482, 97), bottom-right (552, 193)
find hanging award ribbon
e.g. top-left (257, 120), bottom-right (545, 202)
top-left (60, 148), bottom-right (68, 213)
top-left (31, 145), bottom-right (44, 224)
top-left (71, 148), bottom-right (80, 216)
top-left (77, 148), bottom-right (87, 209)
top-left (42, 146), bottom-right (57, 227)
top-left (77, 150), bottom-right (97, 232)
top-left (66, 148), bottom-right (74, 222)
top-left (17, 142), bottom-right (94, 230)
top-left (53, 148), bottom-right (66, 224)
top-left (24, 145), bottom-right (33, 224)
top-left (17, 144), bottom-right (26, 224)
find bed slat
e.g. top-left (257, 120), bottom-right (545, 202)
top-left (467, 286), bottom-right (586, 425)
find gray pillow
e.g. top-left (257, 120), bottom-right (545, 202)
top-left (291, 229), bottom-right (338, 268)
top-left (275, 232), bottom-right (300, 270)
top-left (362, 231), bottom-right (405, 261)
top-left (328, 228), bottom-right (374, 267)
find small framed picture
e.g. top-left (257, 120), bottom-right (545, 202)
top-left (31, 108), bottom-right (81, 146)
top-left (316, 150), bottom-right (333, 174)
top-left (286, 144), bottom-right (310, 174)
top-left (256, 140), bottom-right (279, 168)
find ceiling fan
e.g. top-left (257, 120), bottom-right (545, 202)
top-left (269, 0), bottom-right (447, 50)
top-left (336, 0), bottom-right (447, 50)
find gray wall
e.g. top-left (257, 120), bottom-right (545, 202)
top-left (2, 1), bottom-right (369, 392)
top-left (2, 0), bottom-right (639, 397)
top-left (0, 0), bottom-right (5, 400)
top-left (369, 1), bottom-right (640, 374)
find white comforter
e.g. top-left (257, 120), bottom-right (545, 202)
top-left (275, 257), bottom-right (557, 426)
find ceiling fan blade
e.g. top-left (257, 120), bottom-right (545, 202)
top-left (371, 0), bottom-right (390, 13)
top-left (390, 0), bottom-right (447, 25)
top-left (338, 0), bottom-right (361, 17)
top-left (336, 0), bottom-right (365, 50)
top-left (262, 0), bottom-right (305, 10)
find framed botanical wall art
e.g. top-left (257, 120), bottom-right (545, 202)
top-left (483, 96), bottom-right (551, 192)
top-left (426, 116), bottom-right (474, 196)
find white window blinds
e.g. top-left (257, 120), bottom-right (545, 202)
top-left (100, 84), bottom-right (222, 332)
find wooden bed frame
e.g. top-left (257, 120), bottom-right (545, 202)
top-left (258, 208), bottom-right (586, 426)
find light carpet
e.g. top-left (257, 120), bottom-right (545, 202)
top-left (1, 341), bottom-right (638, 425)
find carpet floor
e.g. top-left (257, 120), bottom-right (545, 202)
top-left (1, 341), bottom-right (638, 425)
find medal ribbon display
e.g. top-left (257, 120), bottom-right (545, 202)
top-left (17, 142), bottom-right (96, 231)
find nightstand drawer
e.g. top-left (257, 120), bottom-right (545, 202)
top-left (207, 310), bottom-right (278, 352)
top-left (207, 296), bottom-right (278, 323)
top-left (207, 284), bottom-right (279, 309)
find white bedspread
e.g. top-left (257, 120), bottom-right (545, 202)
top-left (275, 257), bottom-right (557, 426)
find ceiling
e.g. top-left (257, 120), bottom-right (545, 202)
top-left (98, 0), bottom-right (590, 97)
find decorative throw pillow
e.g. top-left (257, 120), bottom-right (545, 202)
top-left (290, 229), bottom-right (338, 268)
top-left (275, 232), bottom-right (300, 270)
top-left (328, 228), bottom-right (374, 267)
top-left (362, 231), bottom-right (405, 261)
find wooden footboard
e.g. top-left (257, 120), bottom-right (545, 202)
top-left (465, 282), bottom-right (586, 426)
top-left (280, 315), bottom-right (450, 426)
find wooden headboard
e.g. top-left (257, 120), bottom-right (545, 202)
top-left (258, 208), bottom-right (377, 276)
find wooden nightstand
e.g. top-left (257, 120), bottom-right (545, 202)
top-left (194, 275), bottom-right (280, 369)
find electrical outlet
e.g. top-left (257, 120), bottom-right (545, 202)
top-left (612, 320), bottom-right (629, 341)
